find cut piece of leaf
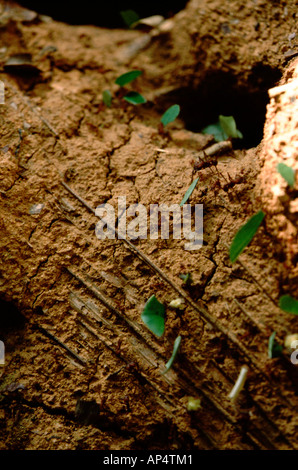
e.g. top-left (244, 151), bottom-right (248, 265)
top-left (279, 295), bottom-right (298, 315)
top-left (179, 273), bottom-right (192, 285)
top-left (268, 332), bottom-right (283, 359)
top-left (123, 91), bottom-right (147, 105)
top-left (202, 115), bottom-right (243, 142)
top-left (162, 335), bottom-right (182, 374)
top-left (180, 177), bottom-right (199, 206)
top-left (141, 295), bottom-right (165, 337)
top-left (115, 70), bottom-right (142, 87)
top-left (160, 104), bottom-right (180, 127)
top-left (120, 10), bottom-right (139, 28)
top-left (202, 122), bottom-right (227, 142)
top-left (219, 115), bottom-right (243, 139)
top-left (229, 210), bottom-right (265, 263)
top-left (276, 163), bottom-right (296, 188)
top-left (102, 89), bottom-right (112, 107)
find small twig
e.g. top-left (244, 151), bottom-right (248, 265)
top-left (204, 140), bottom-right (233, 156)
top-left (75, 276), bottom-right (279, 449)
top-left (228, 365), bottom-right (249, 403)
top-left (36, 325), bottom-right (87, 366)
top-left (61, 181), bottom-right (95, 213)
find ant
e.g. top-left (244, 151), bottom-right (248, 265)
top-left (191, 153), bottom-right (245, 204)
top-left (125, 361), bottom-right (138, 373)
top-left (221, 173), bottom-right (243, 192)
top-left (123, 394), bottom-right (130, 412)
top-left (191, 151), bottom-right (226, 187)
top-left (192, 151), bottom-right (230, 185)
top-left (107, 361), bottom-right (139, 380)
top-left (192, 152), bottom-right (220, 179)
top-left (115, 338), bottom-right (122, 356)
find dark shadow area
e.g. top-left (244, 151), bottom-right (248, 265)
top-left (0, 299), bottom-right (26, 332)
top-left (0, 299), bottom-right (26, 361)
top-left (158, 65), bottom-right (282, 149)
top-left (18, 1), bottom-right (189, 28)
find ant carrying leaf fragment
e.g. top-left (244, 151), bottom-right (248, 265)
top-left (268, 332), bottom-right (283, 359)
top-left (202, 115), bottom-right (243, 142)
top-left (102, 89), bottom-right (112, 107)
top-left (123, 91), bottom-right (147, 105)
top-left (101, 70), bottom-right (146, 107)
top-left (180, 177), bottom-right (199, 206)
top-left (159, 104), bottom-right (180, 133)
top-left (179, 272), bottom-right (193, 286)
top-left (120, 10), bottom-right (140, 28)
top-left (141, 295), bottom-right (165, 337)
top-left (162, 335), bottom-right (182, 374)
top-left (229, 210), bottom-right (265, 263)
top-left (279, 295), bottom-right (298, 315)
top-left (115, 70), bottom-right (142, 86)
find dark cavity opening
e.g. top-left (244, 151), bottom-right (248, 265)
top-left (18, 1), bottom-right (189, 28)
top-left (159, 66), bottom-right (282, 149)
top-left (0, 299), bottom-right (26, 332)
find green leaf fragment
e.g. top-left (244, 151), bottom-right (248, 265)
top-left (276, 163), bottom-right (296, 188)
top-left (120, 10), bottom-right (139, 28)
top-left (141, 295), bottom-right (165, 337)
top-left (102, 89), bottom-right (112, 107)
top-left (180, 177), bottom-right (199, 206)
top-left (123, 91), bottom-right (147, 105)
top-left (179, 273), bottom-right (192, 285)
top-left (219, 115), bottom-right (243, 139)
top-left (115, 70), bottom-right (142, 87)
top-left (229, 210), bottom-right (265, 263)
top-left (268, 332), bottom-right (283, 359)
top-left (202, 122), bottom-right (227, 142)
top-left (162, 335), bottom-right (182, 374)
top-left (279, 295), bottom-right (298, 315)
top-left (202, 115), bottom-right (243, 142)
top-left (160, 104), bottom-right (180, 127)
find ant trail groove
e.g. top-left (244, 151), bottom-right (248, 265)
top-left (61, 180), bottom-right (296, 412)
top-left (57, 181), bottom-right (298, 449)
top-left (66, 263), bottom-right (270, 448)
top-left (76, 312), bottom-right (216, 449)
top-left (35, 324), bottom-right (87, 366)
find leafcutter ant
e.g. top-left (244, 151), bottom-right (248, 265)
top-left (192, 151), bottom-right (219, 175)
